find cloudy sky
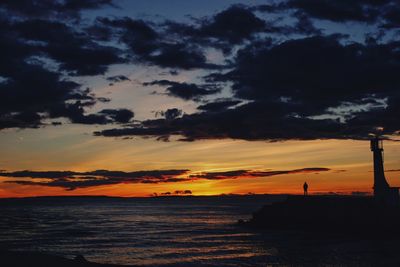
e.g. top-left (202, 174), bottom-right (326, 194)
top-left (1, 0), bottom-right (400, 197)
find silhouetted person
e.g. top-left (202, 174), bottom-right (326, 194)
top-left (303, 182), bottom-right (308, 196)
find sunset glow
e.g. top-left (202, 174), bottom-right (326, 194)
top-left (1, 0), bottom-right (400, 199)
top-left (1, 137), bottom-right (399, 198)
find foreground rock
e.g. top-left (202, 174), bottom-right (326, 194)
top-left (0, 251), bottom-right (136, 267)
top-left (241, 195), bottom-right (400, 236)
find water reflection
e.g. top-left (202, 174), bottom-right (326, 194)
top-left (0, 196), bottom-right (279, 266)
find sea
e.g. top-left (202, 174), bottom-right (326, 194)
top-left (0, 195), bottom-right (399, 266)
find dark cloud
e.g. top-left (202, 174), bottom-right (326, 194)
top-left (161, 10), bottom-right (265, 55)
top-left (2, 169), bottom-right (190, 190)
top-left (190, 170), bottom-right (248, 180)
top-left (0, 0), bottom-right (115, 19)
top-left (190, 168), bottom-right (331, 180)
top-left (0, 13), bottom-right (132, 129)
top-left (197, 100), bottom-right (242, 112)
top-left (251, 3), bottom-right (288, 13)
top-left (14, 19), bottom-right (125, 76)
top-left (143, 80), bottom-right (220, 101)
top-left (0, 61), bottom-right (81, 129)
top-left (292, 11), bottom-right (322, 35)
top-left (381, 4), bottom-right (400, 28)
top-left (48, 102), bottom-right (134, 125)
top-left (162, 4), bottom-right (324, 55)
top-left (220, 36), bottom-right (400, 111)
top-left (96, 36), bottom-right (400, 141)
top-left (45, 43), bottom-right (124, 76)
top-left (99, 109), bottom-right (134, 123)
top-left (98, 17), bottom-right (219, 70)
top-left (106, 75), bottom-right (131, 83)
top-left (0, 111), bottom-right (42, 129)
top-left (1, 167), bottom-right (330, 190)
top-left (97, 17), bottom-right (159, 56)
top-left (0, 170), bottom-right (76, 179)
top-left (195, 5), bottom-right (266, 44)
top-left (286, 0), bottom-right (388, 22)
top-left (94, 100), bottom-right (352, 141)
top-left (240, 36), bottom-right (395, 139)
top-left (146, 43), bottom-right (219, 70)
top-left (157, 108), bottom-right (183, 120)
top-left (0, 62), bottom-right (134, 128)
top-left (1, 0), bottom-right (400, 140)
top-left (250, 167), bottom-right (331, 176)
top-left (0, 169), bottom-right (189, 179)
top-left (339, 93), bottom-right (400, 136)
top-left (62, 0), bottom-right (115, 12)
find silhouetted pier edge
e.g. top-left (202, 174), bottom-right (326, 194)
top-left (239, 195), bottom-right (400, 236)
top-left (240, 136), bottom-right (400, 236)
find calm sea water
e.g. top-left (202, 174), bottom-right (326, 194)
top-left (0, 196), bottom-right (282, 266)
top-left (0, 195), bottom-right (399, 266)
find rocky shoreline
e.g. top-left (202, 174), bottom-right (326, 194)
top-left (240, 195), bottom-right (400, 236)
top-left (0, 251), bottom-right (136, 267)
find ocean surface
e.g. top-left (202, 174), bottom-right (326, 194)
top-left (0, 195), bottom-right (399, 266)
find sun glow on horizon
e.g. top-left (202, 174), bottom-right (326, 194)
top-left (1, 136), bottom-right (399, 198)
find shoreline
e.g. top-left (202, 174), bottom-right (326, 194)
top-left (240, 195), bottom-right (400, 236)
top-left (0, 250), bottom-right (136, 267)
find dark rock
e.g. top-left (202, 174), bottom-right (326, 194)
top-left (242, 195), bottom-right (400, 237)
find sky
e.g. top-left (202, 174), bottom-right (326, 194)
top-left (1, 0), bottom-right (400, 198)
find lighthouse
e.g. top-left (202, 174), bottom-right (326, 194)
top-left (370, 136), bottom-right (400, 206)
